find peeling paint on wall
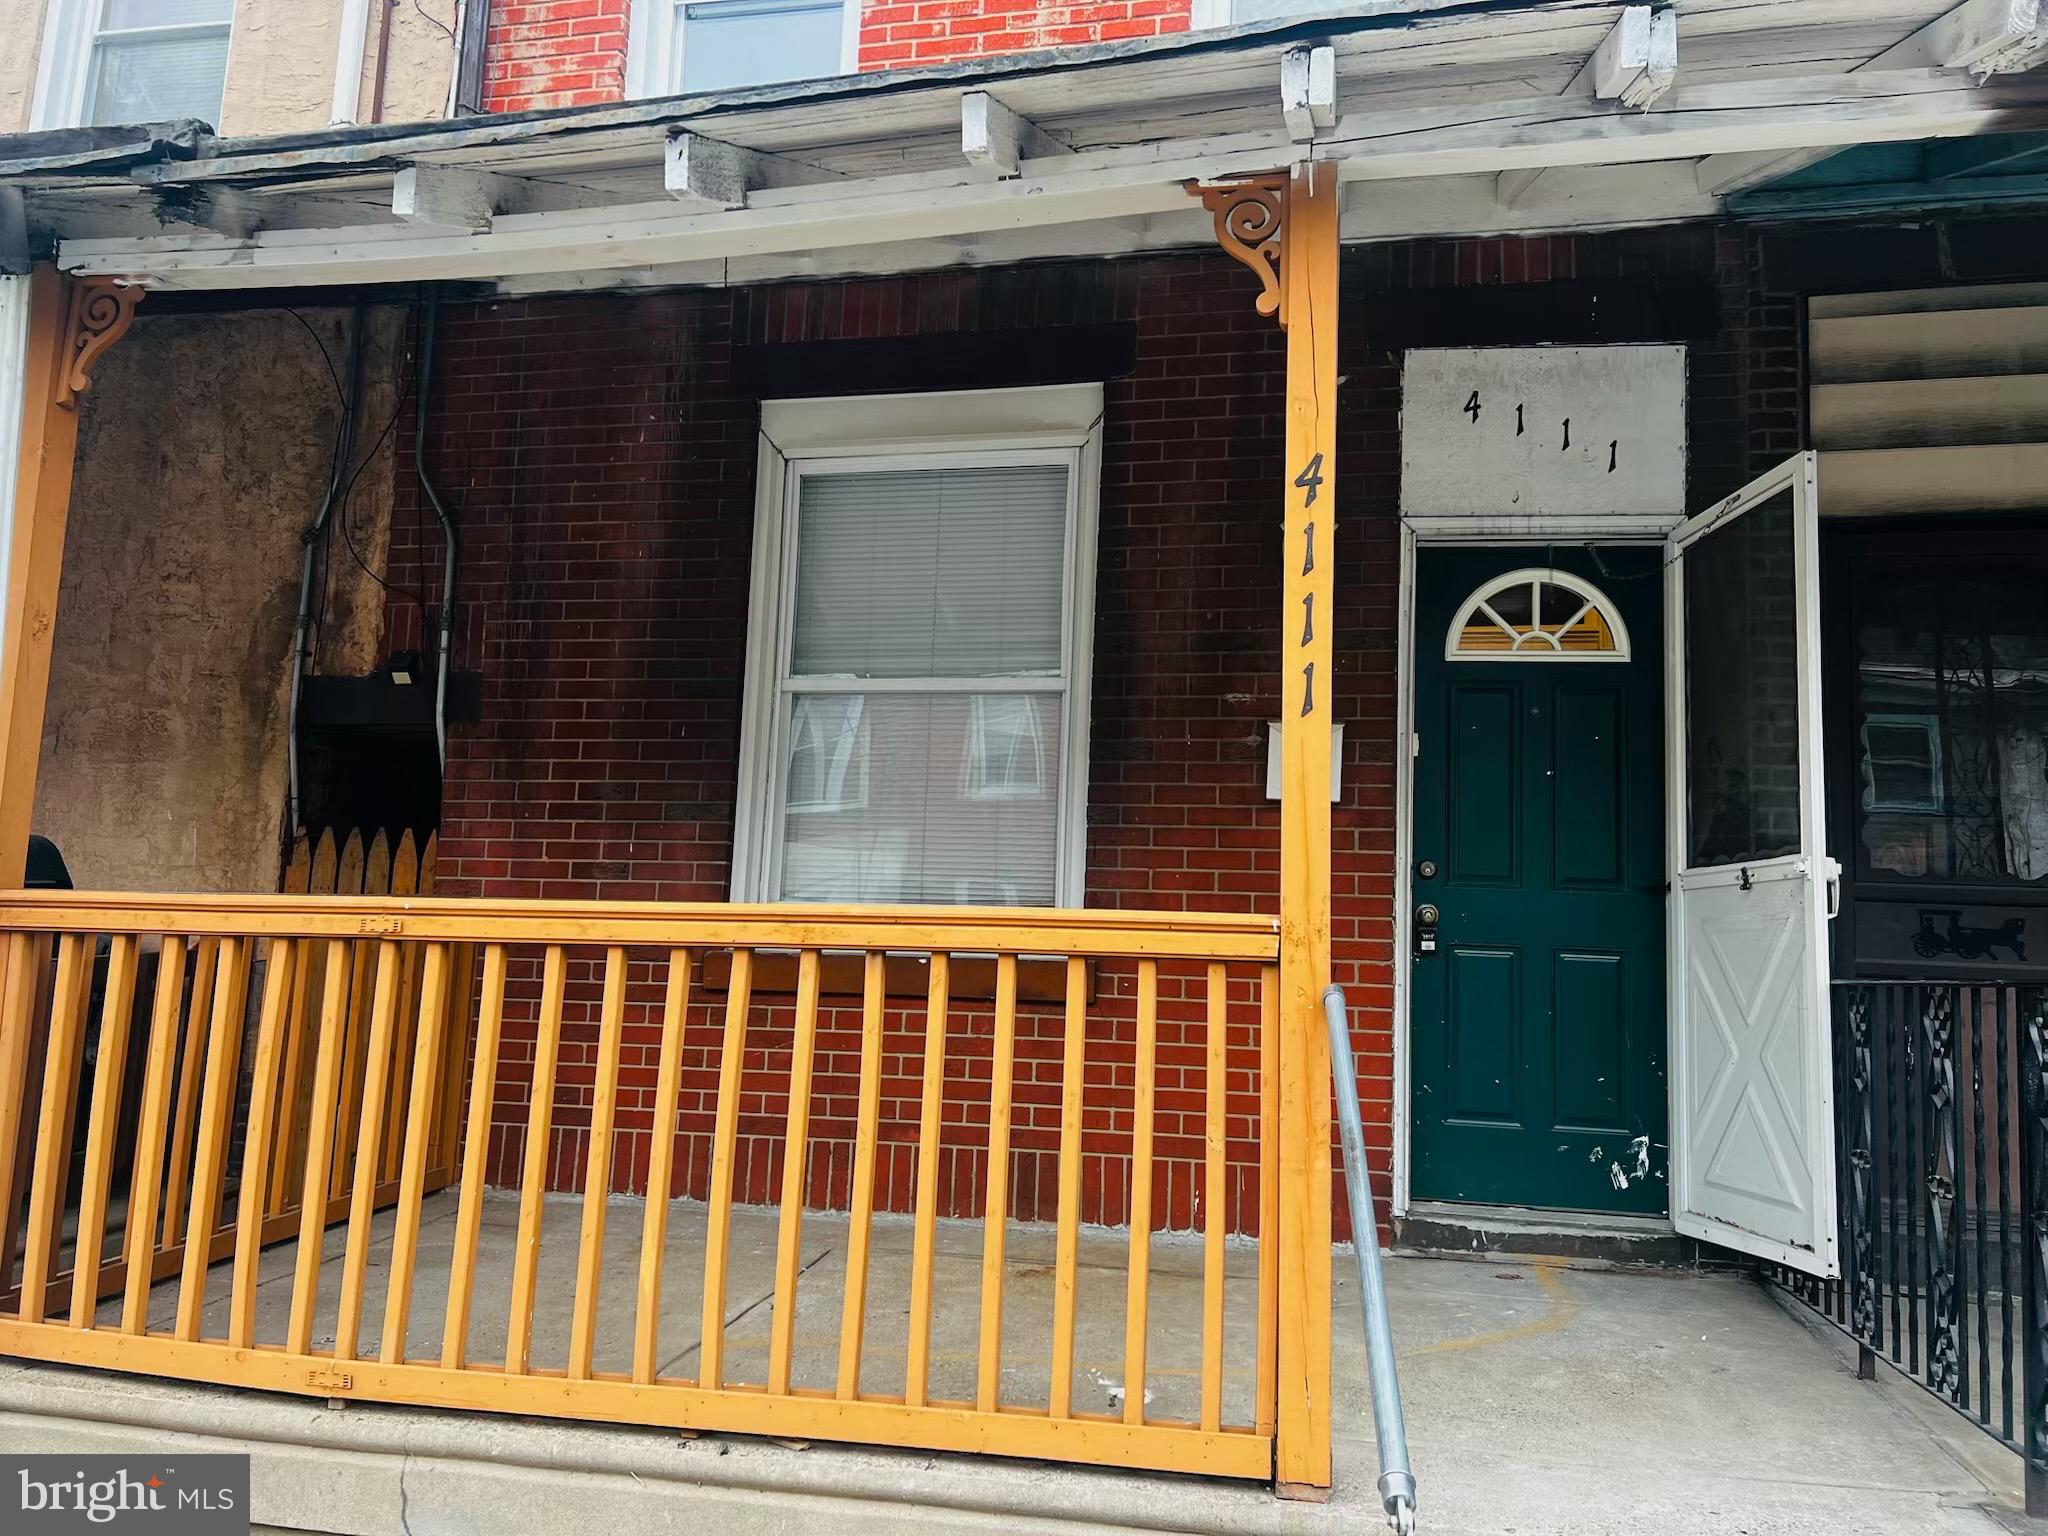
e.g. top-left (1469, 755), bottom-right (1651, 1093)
top-left (32, 306), bottom-right (406, 893)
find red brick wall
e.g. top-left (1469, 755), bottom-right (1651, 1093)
top-left (857, 0), bottom-right (1192, 70)
top-left (481, 0), bottom-right (1195, 107)
top-left (383, 227), bottom-right (1741, 1242)
top-left (483, 0), bottom-right (633, 113)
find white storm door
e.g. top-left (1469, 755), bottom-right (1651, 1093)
top-left (1665, 451), bottom-right (1840, 1276)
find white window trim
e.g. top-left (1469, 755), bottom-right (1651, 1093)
top-left (1443, 566), bottom-right (1633, 662)
top-left (1187, 0), bottom-right (1231, 27)
top-left (30, 0), bottom-right (234, 131)
top-left (625, 0), bottom-right (859, 100)
top-left (732, 382), bottom-right (1104, 908)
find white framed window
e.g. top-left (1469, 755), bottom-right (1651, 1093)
top-left (31, 0), bottom-right (234, 131)
top-left (625, 0), bottom-right (857, 99)
top-left (732, 384), bottom-right (1103, 909)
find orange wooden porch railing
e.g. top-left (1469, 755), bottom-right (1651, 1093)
top-left (0, 893), bottom-right (1281, 1479)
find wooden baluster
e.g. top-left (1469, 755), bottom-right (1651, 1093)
top-left (333, 941), bottom-right (402, 1363)
top-left (329, 832), bottom-right (383, 1203)
top-left (633, 948), bottom-right (689, 1385)
top-left (380, 942), bottom-right (452, 1364)
top-left (68, 933), bottom-right (140, 1327)
top-left (18, 933), bottom-right (90, 1324)
top-left (0, 937), bottom-right (48, 1290)
top-left (329, 929), bottom-right (379, 1204)
top-left (1049, 955), bottom-right (1087, 1420)
top-left (1123, 958), bottom-right (1159, 1426)
top-left (430, 940), bottom-right (477, 1188)
top-left (696, 948), bottom-right (751, 1391)
top-left (836, 951), bottom-right (887, 1401)
top-left (443, 942), bottom-right (508, 1370)
top-left (766, 948), bottom-right (821, 1396)
top-left (229, 939), bottom-right (297, 1347)
top-left (567, 945), bottom-right (628, 1381)
top-left (267, 929), bottom-right (318, 1219)
top-left (120, 938), bottom-right (189, 1335)
top-left (268, 830), bottom-right (332, 1218)
top-left (175, 936), bottom-right (252, 1341)
top-left (0, 934), bottom-right (37, 1292)
top-left (1201, 961), bottom-right (1228, 1432)
top-left (1255, 963), bottom-right (1280, 1439)
top-left (160, 936), bottom-right (219, 1244)
top-left (286, 941), bottom-right (352, 1356)
top-left (904, 953), bottom-right (949, 1409)
top-left (505, 944), bottom-right (567, 1376)
top-left (380, 832), bottom-right (422, 1182)
top-left (976, 953), bottom-right (1019, 1413)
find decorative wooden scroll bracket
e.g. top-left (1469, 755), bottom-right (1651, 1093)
top-left (55, 278), bottom-right (142, 409)
top-left (1190, 173), bottom-right (1290, 328)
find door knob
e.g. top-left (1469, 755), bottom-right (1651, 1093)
top-left (1414, 903), bottom-right (1440, 957)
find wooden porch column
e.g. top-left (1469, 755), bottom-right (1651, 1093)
top-left (0, 266), bottom-right (140, 885)
top-left (1195, 159), bottom-right (1339, 1496)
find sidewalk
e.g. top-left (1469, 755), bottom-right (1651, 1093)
top-left (1370, 1251), bottom-right (2025, 1535)
top-left (0, 1193), bottom-right (2028, 1534)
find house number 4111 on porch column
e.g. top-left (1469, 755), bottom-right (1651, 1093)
top-left (1296, 450), bottom-right (1322, 717)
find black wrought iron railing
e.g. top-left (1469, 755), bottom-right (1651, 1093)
top-left (1766, 980), bottom-right (2048, 1515)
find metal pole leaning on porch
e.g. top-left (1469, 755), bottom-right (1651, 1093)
top-left (1324, 984), bottom-right (1417, 1535)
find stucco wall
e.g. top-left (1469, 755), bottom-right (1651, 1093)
top-left (32, 305), bottom-right (404, 893)
top-left (219, 0), bottom-right (458, 136)
top-left (0, 1), bottom-right (46, 133)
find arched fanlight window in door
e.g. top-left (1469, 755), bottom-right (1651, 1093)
top-left (1445, 568), bottom-right (1632, 661)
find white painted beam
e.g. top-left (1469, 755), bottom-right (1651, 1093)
top-left (1495, 167), bottom-right (1549, 208)
top-left (393, 165), bottom-right (498, 232)
top-left (393, 164), bottom-right (626, 229)
top-left (1867, 0), bottom-right (2048, 77)
top-left (1280, 45), bottom-right (1337, 144)
top-left (1568, 6), bottom-right (1679, 109)
top-left (59, 72), bottom-right (2048, 291)
top-left (1697, 0), bottom-right (2048, 193)
top-left (1694, 145), bottom-right (1831, 196)
top-left (961, 91), bottom-right (1069, 178)
top-left (663, 131), bottom-right (840, 209)
top-left (489, 164), bottom-right (1724, 299)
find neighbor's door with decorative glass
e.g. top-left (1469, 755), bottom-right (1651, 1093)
top-left (1410, 545), bottom-right (1668, 1216)
top-left (1665, 452), bottom-right (1840, 1276)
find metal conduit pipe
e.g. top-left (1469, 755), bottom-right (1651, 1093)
top-left (414, 289), bottom-right (459, 770)
top-left (1323, 983), bottom-right (1418, 1535)
top-left (285, 304), bottom-right (367, 837)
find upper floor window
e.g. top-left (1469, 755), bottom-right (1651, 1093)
top-left (33, 0), bottom-right (234, 129)
top-left (627, 0), bottom-right (852, 97)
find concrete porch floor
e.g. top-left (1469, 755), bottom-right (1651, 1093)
top-left (0, 1191), bottom-right (2030, 1535)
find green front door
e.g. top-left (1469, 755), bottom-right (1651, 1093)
top-left (1410, 546), bottom-right (1667, 1215)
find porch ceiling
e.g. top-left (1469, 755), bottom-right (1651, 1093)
top-left (0, 0), bottom-right (2043, 295)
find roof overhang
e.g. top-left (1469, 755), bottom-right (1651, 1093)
top-left (2, 0), bottom-right (2045, 296)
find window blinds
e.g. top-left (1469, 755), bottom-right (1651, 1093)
top-left (777, 464), bottom-right (1070, 905)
